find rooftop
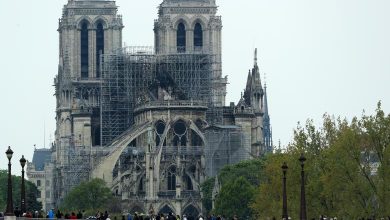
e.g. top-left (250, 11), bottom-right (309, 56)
top-left (31, 148), bottom-right (51, 171)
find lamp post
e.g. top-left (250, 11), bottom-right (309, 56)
top-left (282, 162), bottom-right (288, 220)
top-left (299, 153), bottom-right (307, 220)
top-left (20, 155), bottom-right (27, 214)
top-left (5, 146), bottom-right (14, 216)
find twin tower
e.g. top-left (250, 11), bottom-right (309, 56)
top-left (45, 0), bottom-right (271, 215)
top-left (57, 0), bottom-right (225, 104)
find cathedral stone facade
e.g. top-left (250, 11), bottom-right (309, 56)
top-left (28, 0), bottom-right (272, 217)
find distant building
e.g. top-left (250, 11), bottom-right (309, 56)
top-left (26, 147), bottom-right (53, 211)
top-left (28, 0), bottom-right (272, 216)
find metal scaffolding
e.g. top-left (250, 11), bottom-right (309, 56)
top-left (100, 47), bottom-right (155, 146)
top-left (204, 125), bottom-right (249, 177)
top-left (100, 47), bottom-right (215, 146)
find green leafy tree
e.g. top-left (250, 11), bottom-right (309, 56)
top-left (209, 159), bottom-right (265, 219)
top-left (200, 177), bottom-right (215, 214)
top-left (214, 176), bottom-right (255, 219)
top-left (251, 102), bottom-right (390, 219)
top-left (61, 178), bottom-right (113, 211)
top-left (218, 159), bottom-right (265, 187)
top-left (0, 169), bottom-right (42, 212)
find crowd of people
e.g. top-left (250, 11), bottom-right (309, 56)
top-left (123, 212), bottom-right (236, 220)
top-left (13, 208), bottom-right (387, 220)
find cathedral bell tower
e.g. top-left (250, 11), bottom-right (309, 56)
top-left (53, 0), bottom-right (123, 204)
top-left (58, 0), bottom-right (123, 79)
top-left (154, 0), bottom-right (227, 106)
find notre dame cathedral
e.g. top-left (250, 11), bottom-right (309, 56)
top-left (27, 0), bottom-right (272, 218)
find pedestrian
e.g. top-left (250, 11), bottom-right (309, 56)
top-left (48, 208), bottom-right (55, 219)
top-left (71, 212), bottom-right (77, 219)
top-left (14, 206), bottom-right (21, 217)
top-left (77, 210), bottom-right (83, 219)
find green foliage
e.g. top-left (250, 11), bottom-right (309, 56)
top-left (208, 159), bottom-right (265, 219)
top-left (251, 102), bottom-right (390, 219)
top-left (0, 169), bottom-right (42, 212)
top-left (61, 178), bottom-right (113, 211)
top-left (214, 176), bottom-right (255, 219)
top-left (218, 158), bottom-right (265, 187)
top-left (200, 177), bottom-right (215, 214)
top-left (0, 170), bottom-right (7, 210)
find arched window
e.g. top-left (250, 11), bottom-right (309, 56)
top-left (168, 166), bottom-right (176, 190)
top-left (194, 23), bottom-right (203, 49)
top-left (138, 177), bottom-right (144, 192)
top-left (184, 174), bottom-right (193, 190)
top-left (173, 120), bottom-right (187, 146)
top-left (80, 22), bottom-right (89, 78)
top-left (177, 23), bottom-right (186, 52)
top-left (155, 121), bottom-right (166, 146)
top-left (96, 22), bottom-right (104, 78)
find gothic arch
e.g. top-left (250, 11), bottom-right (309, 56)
top-left (170, 119), bottom-right (188, 146)
top-left (167, 165), bottom-right (177, 190)
top-left (172, 16), bottom-right (190, 30)
top-left (182, 204), bottom-right (201, 220)
top-left (158, 203), bottom-right (176, 215)
top-left (170, 117), bottom-right (188, 127)
top-left (76, 17), bottom-right (93, 29)
top-left (91, 122), bottom-right (153, 186)
top-left (188, 120), bottom-right (206, 145)
top-left (93, 16), bottom-right (109, 29)
top-left (190, 16), bottom-right (208, 30)
top-left (176, 21), bottom-right (187, 52)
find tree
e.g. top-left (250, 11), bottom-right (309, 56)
top-left (0, 169), bottom-right (42, 212)
top-left (214, 177), bottom-right (255, 219)
top-left (205, 159), bottom-right (265, 219)
top-left (61, 178), bottom-right (113, 211)
top-left (251, 102), bottom-right (390, 219)
top-left (200, 177), bottom-right (215, 214)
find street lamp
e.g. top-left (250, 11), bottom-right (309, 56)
top-left (281, 162), bottom-right (288, 220)
top-left (5, 146), bottom-right (14, 216)
top-left (20, 155), bottom-right (27, 214)
top-left (299, 153), bottom-right (307, 220)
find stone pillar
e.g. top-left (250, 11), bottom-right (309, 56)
top-left (88, 28), bottom-right (96, 78)
top-left (176, 155), bottom-right (181, 199)
top-left (104, 28), bottom-right (111, 54)
top-left (187, 29), bottom-right (194, 52)
top-left (203, 29), bottom-right (209, 53)
top-left (167, 28), bottom-right (173, 53)
top-left (76, 29), bottom-right (81, 78)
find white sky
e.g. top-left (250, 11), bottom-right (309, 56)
top-left (1, 0), bottom-right (389, 174)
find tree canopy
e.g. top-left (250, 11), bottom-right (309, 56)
top-left (61, 178), bottom-right (113, 211)
top-left (201, 158), bottom-right (265, 218)
top-left (0, 170), bottom-right (42, 212)
top-left (202, 102), bottom-right (390, 219)
top-left (252, 102), bottom-right (390, 219)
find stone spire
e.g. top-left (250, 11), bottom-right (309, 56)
top-left (254, 48), bottom-right (258, 66)
top-left (263, 82), bottom-right (273, 153)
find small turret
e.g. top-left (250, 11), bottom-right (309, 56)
top-left (242, 48), bottom-right (264, 113)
